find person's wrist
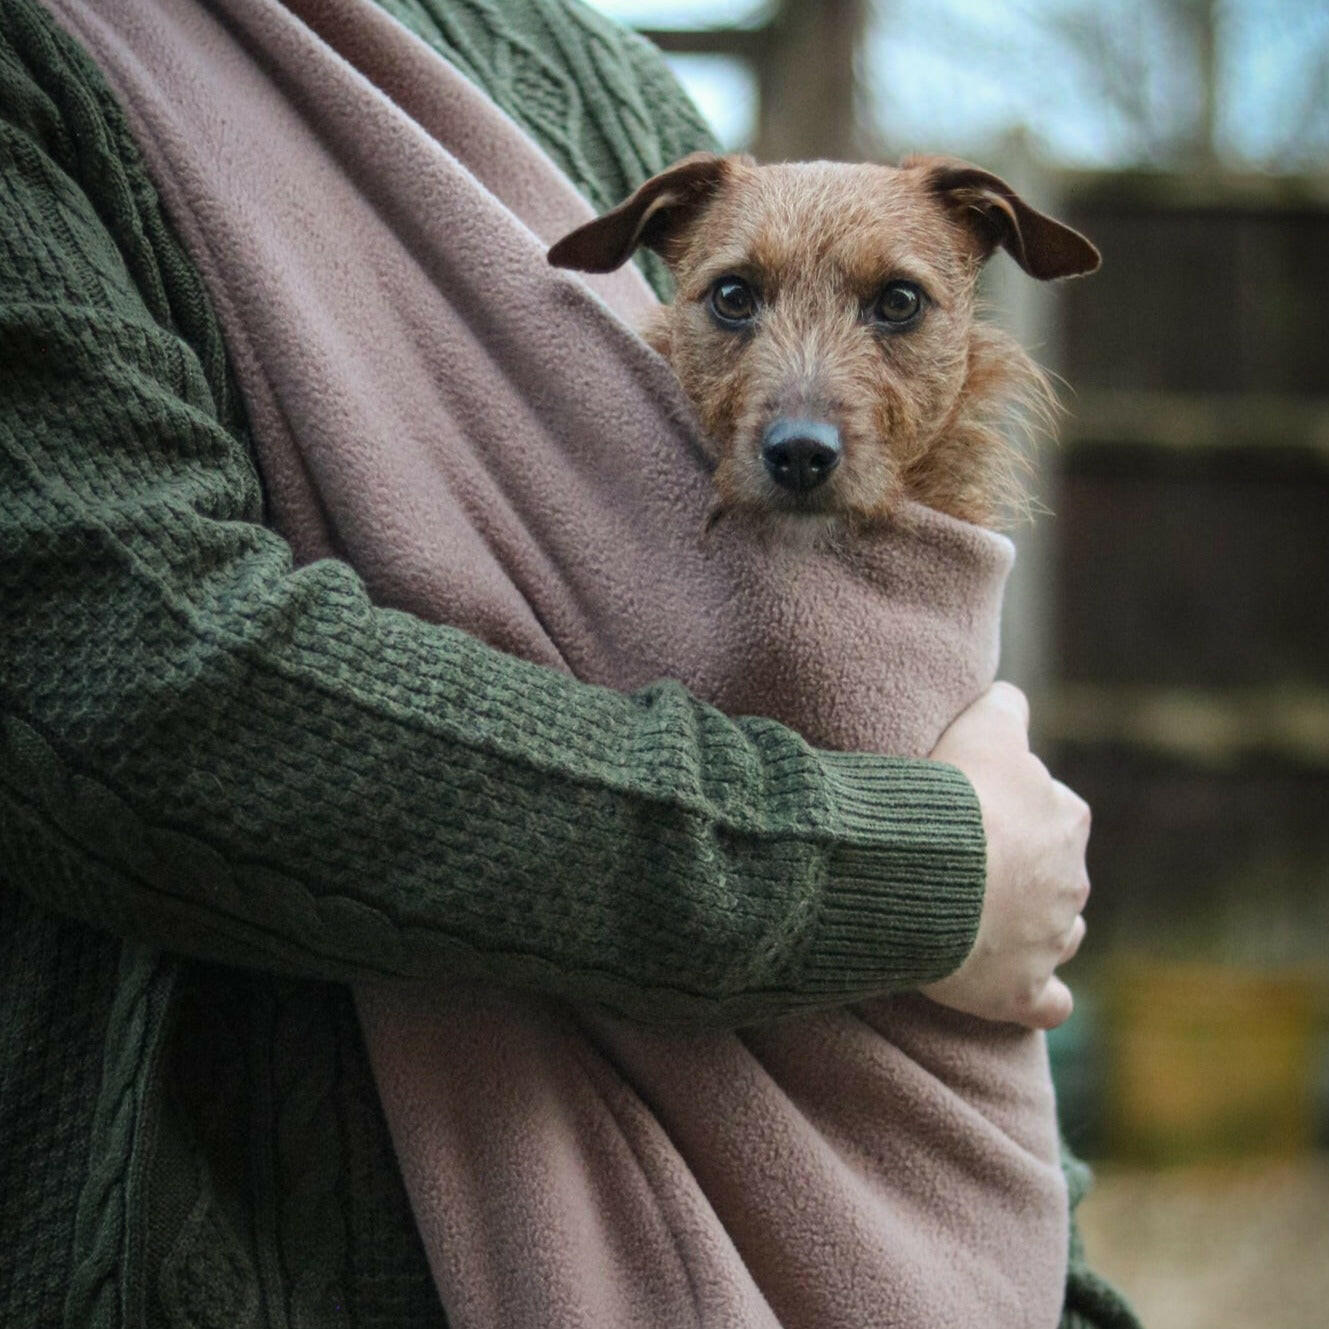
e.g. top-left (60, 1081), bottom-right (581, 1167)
top-left (796, 752), bottom-right (985, 999)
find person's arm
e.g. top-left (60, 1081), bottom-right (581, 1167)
top-left (0, 1), bottom-right (986, 1027)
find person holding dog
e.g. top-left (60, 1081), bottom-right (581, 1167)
top-left (0, 0), bottom-right (1134, 1325)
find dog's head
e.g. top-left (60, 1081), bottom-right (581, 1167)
top-left (549, 153), bottom-right (1099, 527)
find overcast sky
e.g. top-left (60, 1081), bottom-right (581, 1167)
top-left (585, 0), bottom-right (1329, 170)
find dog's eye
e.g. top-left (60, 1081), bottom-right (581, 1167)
top-left (708, 276), bottom-right (758, 325)
top-left (874, 281), bottom-right (924, 326)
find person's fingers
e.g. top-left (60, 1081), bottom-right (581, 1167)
top-left (1026, 976), bottom-right (1075, 1030)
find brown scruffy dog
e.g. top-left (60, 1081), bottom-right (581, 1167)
top-left (548, 153), bottom-right (1099, 530)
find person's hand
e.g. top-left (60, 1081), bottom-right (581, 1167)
top-left (922, 682), bottom-right (1090, 1029)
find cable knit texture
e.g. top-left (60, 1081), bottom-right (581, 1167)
top-left (0, 0), bottom-right (1137, 1325)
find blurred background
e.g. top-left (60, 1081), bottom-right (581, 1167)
top-left (585, 2), bottom-right (1329, 1324)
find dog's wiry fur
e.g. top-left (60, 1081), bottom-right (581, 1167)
top-left (549, 154), bottom-right (1098, 531)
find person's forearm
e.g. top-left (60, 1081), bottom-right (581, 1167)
top-left (0, 354), bottom-right (983, 1020)
top-left (0, 24), bottom-right (984, 1022)
top-left (1, 483), bottom-right (984, 1024)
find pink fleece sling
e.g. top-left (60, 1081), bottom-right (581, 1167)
top-left (47, 2), bottom-right (1069, 1324)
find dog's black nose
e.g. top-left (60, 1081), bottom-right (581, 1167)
top-left (761, 419), bottom-right (842, 493)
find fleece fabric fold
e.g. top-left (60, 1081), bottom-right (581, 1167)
top-left (33, 1), bottom-right (1068, 1325)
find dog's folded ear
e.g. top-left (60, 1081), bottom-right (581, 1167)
top-left (911, 157), bottom-right (1101, 281)
top-left (548, 152), bottom-right (734, 273)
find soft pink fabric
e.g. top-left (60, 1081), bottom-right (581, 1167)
top-left (49, 1), bottom-right (1068, 1324)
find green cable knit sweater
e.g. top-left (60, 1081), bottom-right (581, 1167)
top-left (0, 0), bottom-right (1137, 1324)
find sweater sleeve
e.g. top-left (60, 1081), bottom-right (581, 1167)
top-left (0, 0), bottom-right (985, 1027)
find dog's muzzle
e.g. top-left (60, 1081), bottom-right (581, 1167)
top-left (761, 419), bottom-right (842, 493)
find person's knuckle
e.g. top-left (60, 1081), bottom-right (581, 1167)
top-left (1052, 777), bottom-right (1084, 814)
top-left (1073, 801), bottom-right (1092, 846)
top-left (1062, 915), bottom-right (1087, 960)
top-left (1040, 979), bottom-right (1074, 1026)
top-left (1019, 972), bottom-right (1046, 1013)
top-left (990, 682), bottom-right (1030, 732)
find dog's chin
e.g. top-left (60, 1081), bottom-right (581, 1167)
top-left (704, 488), bottom-right (867, 552)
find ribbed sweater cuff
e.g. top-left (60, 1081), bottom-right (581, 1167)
top-left (801, 753), bottom-right (986, 997)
